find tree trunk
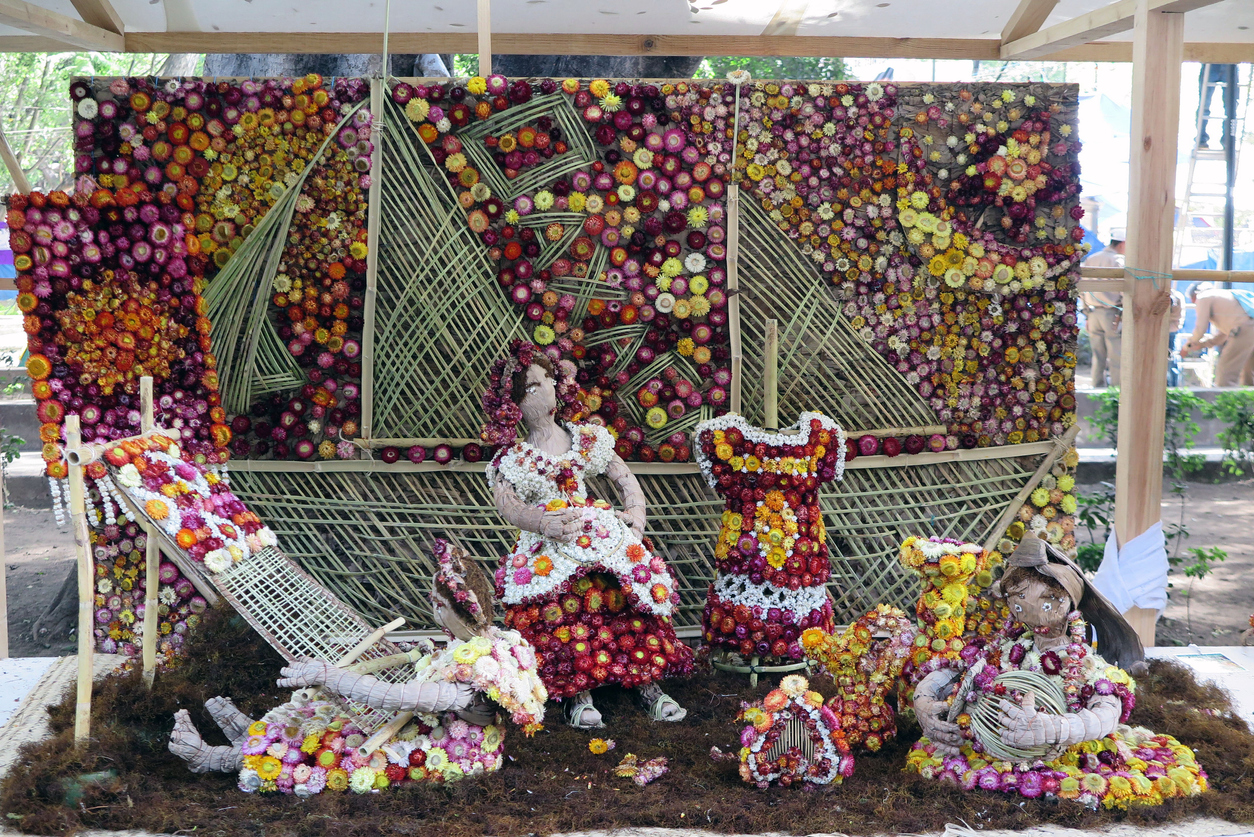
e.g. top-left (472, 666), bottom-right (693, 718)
top-left (492, 55), bottom-right (704, 79)
top-left (202, 54), bottom-right (448, 79)
top-left (161, 53), bottom-right (202, 76)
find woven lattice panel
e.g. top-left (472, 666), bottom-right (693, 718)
top-left (737, 196), bottom-right (936, 432)
top-left (369, 98), bottom-right (529, 440)
top-left (229, 452), bottom-right (1047, 630)
top-left (823, 453), bottom-right (1042, 617)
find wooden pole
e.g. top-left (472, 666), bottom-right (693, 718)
top-left (727, 185), bottom-right (743, 414)
top-left (1113, 0), bottom-right (1184, 649)
top-left (477, 0), bottom-right (491, 77)
top-left (0, 116), bottom-right (30, 194)
top-left (359, 79), bottom-right (384, 443)
top-left (764, 318), bottom-right (779, 431)
top-left (66, 415), bottom-right (95, 744)
top-left (138, 377), bottom-right (159, 687)
top-left (0, 470), bottom-right (7, 659)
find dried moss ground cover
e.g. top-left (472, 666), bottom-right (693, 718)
top-left (3, 608), bottom-right (1252, 837)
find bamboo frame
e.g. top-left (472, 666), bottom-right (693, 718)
top-left (359, 79), bottom-right (385, 442)
top-left (0, 474), bottom-right (6, 659)
top-left (763, 318), bottom-right (779, 432)
top-left (65, 414), bottom-right (94, 745)
top-left (138, 377), bottom-right (159, 688)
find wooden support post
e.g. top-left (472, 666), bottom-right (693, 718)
top-left (66, 415), bottom-right (95, 744)
top-left (1113, 0), bottom-right (1184, 648)
top-left (0, 471), bottom-right (7, 659)
top-left (764, 318), bottom-right (779, 431)
top-left (727, 186), bottom-right (743, 414)
top-left (477, 0), bottom-right (491, 77)
top-left (0, 116), bottom-right (30, 194)
top-left (138, 377), bottom-right (159, 687)
top-left (359, 80), bottom-right (384, 442)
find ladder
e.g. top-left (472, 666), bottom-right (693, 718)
top-left (1174, 64), bottom-right (1250, 269)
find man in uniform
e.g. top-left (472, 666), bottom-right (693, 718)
top-left (1081, 228), bottom-right (1126, 387)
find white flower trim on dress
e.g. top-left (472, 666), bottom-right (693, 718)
top-left (711, 572), bottom-right (829, 619)
top-left (693, 410), bottom-right (847, 490)
top-left (907, 537), bottom-right (983, 561)
top-left (486, 423), bottom-right (615, 496)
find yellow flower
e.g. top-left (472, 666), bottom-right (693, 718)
top-left (247, 721), bottom-right (268, 737)
top-left (256, 756), bottom-right (282, 781)
top-left (466, 76), bottom-right (487, 95)
top-left (588, 738), bottom-right (615, 754)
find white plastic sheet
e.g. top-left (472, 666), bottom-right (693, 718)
top-left (1092, 521), bottom-right (1169, 613)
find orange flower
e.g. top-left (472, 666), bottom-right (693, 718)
top-left (534, 555), bottom-right (553, 576)
top-left (175, 528), bottom-right (198, 549)
top-left (145, 499), bottom-right (170, 520)
top-left (625, 543), bottom-right (645, 563)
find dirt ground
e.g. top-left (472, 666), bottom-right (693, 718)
top-left (4, 481), bottom-right (1253, 658)
top-left (3, 506), bottom-right (77, 658)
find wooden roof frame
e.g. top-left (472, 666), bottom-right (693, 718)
top-left (0, 0), bottom-right (1246, 61)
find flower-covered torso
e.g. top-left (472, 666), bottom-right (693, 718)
top-left (488, 422), bottom-right (678, 615)
top-left (237, 627), bottom-right (545, 796)
top-left (694, 412), bottom-right (846, 660)
top-left (488, 421), bottom-right (692, 699)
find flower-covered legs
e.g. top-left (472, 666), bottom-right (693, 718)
top-left (169, 709), bottom-right (243, 774)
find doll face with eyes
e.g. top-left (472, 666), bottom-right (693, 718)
top-left (430, 591), bottom-right (478, 641)
top-left (519, 363), bottom-right (558, 427)
top-left (1004, 575), bottom-right (1071, 634)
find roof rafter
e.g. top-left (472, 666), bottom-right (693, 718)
top-left (1000, 0), bottom-right (1060, 44)
top-left (69, 0), bottom-right (124, 35)
top-left (1001, 0), bottom-right (1225, 59)
top-left (0, 0), bottom-right (123, 51)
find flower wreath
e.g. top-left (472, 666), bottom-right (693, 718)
top-left (480, 339), bottom-right (585, 447)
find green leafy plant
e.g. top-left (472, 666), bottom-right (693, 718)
top-left (1075, 481), bottom-right (1115, 573)
top-left (1170, 545), bottom-right (1228, 635)
top-left (0, 427), bottom-right (23, 508)
top-left (1206, 389), bottom-right (1254, 476)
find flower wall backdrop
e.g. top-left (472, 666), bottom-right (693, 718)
top-left (14, 74), bottom-right (1084, 638)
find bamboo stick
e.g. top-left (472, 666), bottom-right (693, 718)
top-left (980, 423), bottom-right (1080, 554)
top-left (336, 616), bottom-right (407, 667)
top-left (137, 378), bottom-right (160, 687)
top-left (844, 425), bottom-right (948, 438)
top-left (359, 79), bottom-right (384, 442)
top-left (64, 428), bottom-right (174, 466)
top-left (728, 185), bottom-right (743, 414)
top-left (66, 415), bottom-right (94, 745)
top-left (763, 318), bottom-right (779, 431)
top-left (357, 711), bottom-right (414, 757)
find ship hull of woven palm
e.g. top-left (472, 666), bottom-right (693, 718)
top-left (224, 433), bottom-right (1073, 633)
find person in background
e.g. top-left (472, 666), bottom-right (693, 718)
top-left (1182, 283), bottom-right (1254, 386)
top-left (1081, 228), bottom-right (1126, 387)
top-left (1197, 64), bottom-right (1237, 150)
top-left (1167, 288), bottom-right (1186, 387)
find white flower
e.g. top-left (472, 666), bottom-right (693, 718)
top-left (865, 82), bottom-right (884, 101)
top-left (77, 98), bottom-right (99, 119)
top-left (204, 549), bottom-right (232, 573)
top-left (655, 292), bottom-right (675, 313)
top-left (683, 252), bottom-right (706, 274)
top-left (116, 463), bottom-right (141, 487)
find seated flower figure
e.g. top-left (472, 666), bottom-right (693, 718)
top-left (482, 340), bottom-right (693, 729)
top-left (907, 538), bottom-right (1206, 809)
top-left (167, 540), bottom-right (547, 794)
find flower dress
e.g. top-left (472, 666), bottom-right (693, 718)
top-left (694, 412), bottom-right (846, 661)
top-left (904, 616), bottom-right (1208, 809)
top-left (488, 422), bottom-right (693, 699)
top-left (236, 628), bottom-right (547, 796)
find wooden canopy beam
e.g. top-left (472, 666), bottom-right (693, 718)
top-left (99, 32), bottom-right (1247, 63)
top-left (0, 0), bottom-right (123, 51)
top-left (69, 0), bottom-right (123, 35)
top-left (1001, 0), bottom-right (1224, 59)
top-left (1001, 0), bottom-right (1060, 45)
top-left (1113, 0), bottom-right (1184, 649)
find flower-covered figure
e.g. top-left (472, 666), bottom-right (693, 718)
top-left (694, 412), bottom-right (846, 662)
top-left (483, 340), bottom-right (693, 729)
top-left (734, 674), bottom-right (854, 788)
top-left (907, 538), bottom-right (1206, 809)
top-left (167, 540), bottom-right (547, 793)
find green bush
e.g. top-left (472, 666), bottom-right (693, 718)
top-left (1206, 389), bottom-right (1254, 476)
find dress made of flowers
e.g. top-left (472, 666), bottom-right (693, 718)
top-left (236, 628), bottom-right (546, 796)
top-left (694, 412), bottom-right (846, 661)
top-left (904, 615), bottom-right (1208, 809)
top-left (488, 422), bottom-right (693, 699)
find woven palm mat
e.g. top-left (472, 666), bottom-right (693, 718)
top-left (0, 610), bottom-right (1251, 837)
